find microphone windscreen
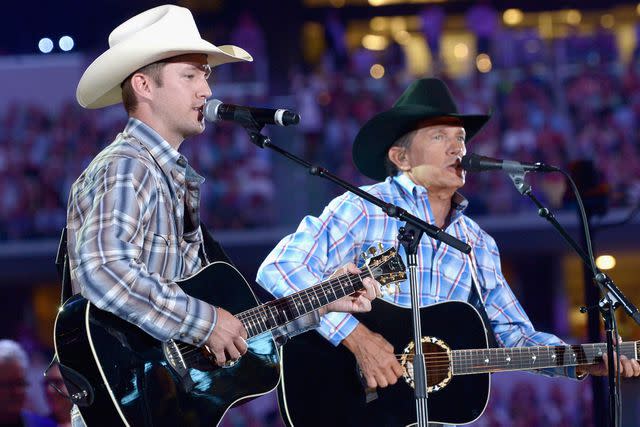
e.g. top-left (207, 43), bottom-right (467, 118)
top-left (203, 99), bottom-right (223, 122)
top-left (460, 153), bottom-right (482, 172)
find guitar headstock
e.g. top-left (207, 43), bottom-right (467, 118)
top-left (362, 245), bottom-right (406, 293)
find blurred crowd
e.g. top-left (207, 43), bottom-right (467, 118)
top-left (1, 10), bottom-right (639, 240)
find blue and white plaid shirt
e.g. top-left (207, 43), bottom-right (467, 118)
top-left (67, 118), bottom-right (217, 347)
top-left (257, 173), bottom-right (579, 378)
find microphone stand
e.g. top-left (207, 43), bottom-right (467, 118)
top-left (506, 169), bottom-right (640, 427)
top-left (238, 121), bottom-right (471, 427)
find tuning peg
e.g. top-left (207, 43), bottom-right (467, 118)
top-left (361, 251), bottom-right (369, 261)
top-left (368, 246), bottom-right (378, 256)
top-left (378, 242), bottom-right (384, 252)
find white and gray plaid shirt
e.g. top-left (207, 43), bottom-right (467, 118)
top-left (67, 118), bottom-right (217, 347)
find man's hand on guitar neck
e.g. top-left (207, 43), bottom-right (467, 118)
top-left (577, 336), bottom-right (640, 378)
top-left (205, 307), bottom-right (248, 366)
top-left (342, 323), bottom-right (404, 388)
top-left (319, 263), bottom-right (381, 316)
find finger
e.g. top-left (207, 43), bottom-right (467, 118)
top-left (226, 345), bottom-right (241, 361)
top-left (387, 371), bottom-right (398, 385)
top-left (631, 360), bottom-right (640, 377)
top-left (239, 325), bottom-right (248, 340)
top-left (214, 350), bottom-right (227, 366)
top-left (356, 299), bottom-right (371, 312)
top-left (344, 263), bottom-right (361, 275)
top-left (376, 374), bottom-right (389, 388)
top-left (365, 374), bottom-right (377, 389)
top-left (235, 336), bottom-right (248, 355)
top-left (363, 278), bottom-right (380, 299)
top-left (392, 361), bottom-right (405, 378)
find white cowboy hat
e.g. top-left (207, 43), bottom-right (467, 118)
top-left (76, 4), bottom-right (253, 109)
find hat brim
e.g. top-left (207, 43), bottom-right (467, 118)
top-left (352, 105), bottom-right (490, 182)
top-left (77, 39), bottom-right (252, 109)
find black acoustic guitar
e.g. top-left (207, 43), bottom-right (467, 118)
top-left (53, 247), bottom-right (406, 427)
top-left (278, 299), bottom-right (639, 426)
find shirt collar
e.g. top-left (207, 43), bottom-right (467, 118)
top-left (392, 173), bottom-right (469, 213)
top-left (123, 118), bottom-right (184, 172)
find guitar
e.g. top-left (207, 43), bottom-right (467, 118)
top-left (53, 247), bottom-right (406, 427)
top-left (278, 299), bottom-right (639, 427)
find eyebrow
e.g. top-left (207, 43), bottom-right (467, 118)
top-left (427, 126), bottom-right (466, 134)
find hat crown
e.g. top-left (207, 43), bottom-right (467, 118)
top-left (109, 5), bottom-right (199, 48)
top-left (393, 78), bottom-right (459, 114)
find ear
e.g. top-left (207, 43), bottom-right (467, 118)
top-left (387, 146), bottom-right (410, 172)
top-left (130, 73), bottom-right (154, 102)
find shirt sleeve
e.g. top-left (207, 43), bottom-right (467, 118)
top-left (69, 157), bottom-right (217, 346)
top-left (478, 232), bottom-right (583, 379)
top-left (256, 192), bottom-right (368, 345)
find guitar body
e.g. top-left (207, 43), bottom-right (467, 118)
top-left (278, 300), bottom-right (490, 426)
top-left (54, 262), bottom-right (280, 427)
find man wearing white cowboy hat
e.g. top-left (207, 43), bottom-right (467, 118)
top-left (64, 5), bottom-right (379, 425)
top-left (257, 78), bottom-right (640, 426)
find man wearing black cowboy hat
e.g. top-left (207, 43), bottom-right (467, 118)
top-left (257, 78), bottom-right (639, 417)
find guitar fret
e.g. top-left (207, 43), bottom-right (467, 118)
top-left (452, 342), bottom-right (640, 375)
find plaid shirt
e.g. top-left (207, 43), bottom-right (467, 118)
top-left (257, 173), bottom-right (579, 378)
top-left (67, 118), bottom-right (216, 347)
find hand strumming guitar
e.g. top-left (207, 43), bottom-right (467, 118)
top-left (342, 323), bottom-right (404, 388)
top-left (205, 307), bottom-right (248, 366)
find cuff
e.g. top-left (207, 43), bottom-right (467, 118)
top-left (175, 295), bottom-right (217, 347)
top-left (317, 312), bottom-right (360, 346)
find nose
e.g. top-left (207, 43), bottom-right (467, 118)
top-left (200, 79), bottom-right (212, 99)
top-left (448, 138), bottom-right (465, 156)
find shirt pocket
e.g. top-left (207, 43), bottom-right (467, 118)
top-left (180, 229), bottom-right (203, 263)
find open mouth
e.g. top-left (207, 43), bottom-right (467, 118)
top-left (195, 105), bottom-right (204, 121)
top-left (448, 158), bottom-right (463, 174)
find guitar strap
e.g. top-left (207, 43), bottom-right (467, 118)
top-left (466, 249), bottom-right (499, 349)
top-left (56, 228), bottom-right (73, 304)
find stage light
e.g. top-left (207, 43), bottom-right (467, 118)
top-left (503, 9), bottom-right (523, 26)
top-left (596, 255), bottom-right (616, 270)
top-left (476, 54), bottom-right (492, 73)
top-left (362, 34), bottom-right (388, 51)
top-left (59, 36), bottom-right (74, 52)
top-left (454, 43), bottom-right (469, 59)
top-left (38, 38), bottom-right (54, 53)
top-left (566, 10), bottom-right (582, 25)
top-left (370, 64), bottom-right (385, 79)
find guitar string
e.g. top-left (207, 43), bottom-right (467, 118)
top-left (175, 270), bottom-right (374, 361)
top-left (390, 343), bottom-right (636, 374)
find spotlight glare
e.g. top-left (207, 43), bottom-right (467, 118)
top-left (59, 36), bottom-right (75, 52)
top-left (595, 255), bottom-right (616, 270)
top-left (370, 63), bottom-right (385, 79)
top-left (38, 38), bottom-right (54, 54)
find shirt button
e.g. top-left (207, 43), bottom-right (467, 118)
top-left (180, 333), bottom-right (187, 338)
top-left (177, 157), bottom-right (187, 167)
top-left (192, 338), bottom-right (200, 344)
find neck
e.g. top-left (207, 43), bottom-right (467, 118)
top-left (131, 112), bottom-right (183, 150)
top-left (426, 187), bottom-right (455, 228)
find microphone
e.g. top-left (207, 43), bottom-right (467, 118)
top-left (461, 153), bottom-right (558, 173)
top-left (204, 99), bottom-right (300, 126)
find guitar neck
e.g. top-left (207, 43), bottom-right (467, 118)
top-left (451, 342), bottom-right (639, 375)
top-left (236, 272), bottom-right (369, 339)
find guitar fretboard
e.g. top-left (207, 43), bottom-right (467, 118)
top-left (449, 342), bottom-right (639, 375)
top-left (235, 271), bottom-right (369, 338)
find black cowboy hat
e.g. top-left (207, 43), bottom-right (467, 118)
top-left (352, 78), bottom-right (491, 182)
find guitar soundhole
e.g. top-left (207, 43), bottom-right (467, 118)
top-left (400, 336), bottom-right (453, 393)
